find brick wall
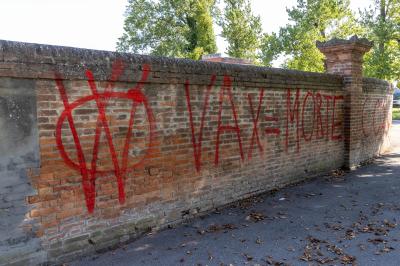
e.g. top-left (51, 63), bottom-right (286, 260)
top-left (317, 36), bottom-right (393, 168)
top-left (360, 78), bottom-right (393, 160)
top-left (0, 38), bottom-right (392, 265)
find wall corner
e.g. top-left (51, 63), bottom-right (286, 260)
top-left (317, 35), bottom-right (373, 169)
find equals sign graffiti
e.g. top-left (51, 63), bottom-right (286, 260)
top-left (264, 114), bottom-right (280, 135)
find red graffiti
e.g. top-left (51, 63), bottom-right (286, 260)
top-left (185, 75), bottom-right (245, 171)
top-left (373, 99), bottom-right (380, 135)
top-left (323, 95), bottom-right (333, 140)
top-left (285, 88), bottom-right (300, 152)
top-left (361, 97), bottom-right (370, 137)
top-left (55, 62), bottom-right (155, 213)
top-left (301, 91), bottom-right (315, 142)
top-left (315, 93), bottom-right (324, 138)
top-left (285, 89), bottom-right (344, 153)
top-left (331, 95), bottom-right (343, 141)
top-left (185, 75), bottom-right (216, 172)
top-left (247, 89), bottom-right (264, 160)
top-left (186, 84), bottom-right (346, 170)
top-left (264, 114), bottom-right (281, 136)
top-left (362, 96), bottom-right (390, 137)
top-left (215, 76), bottom-right (244, 165)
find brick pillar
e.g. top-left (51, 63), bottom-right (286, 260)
top-left (317, 36), bottom-right (373, 169)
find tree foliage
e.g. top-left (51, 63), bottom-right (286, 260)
top-left (260, 0), bottom-right (361, 72)
top-left (117, 0), bottom-right (400, 82)
top-left (360, 0), bottom-right (400, 81)
top-left (117, 0), bottom-right (217, 59)
top-left (219, 0), bottom-right (262, 62)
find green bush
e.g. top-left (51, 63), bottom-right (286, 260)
top-left (393, 108), bottom-right (400, 120)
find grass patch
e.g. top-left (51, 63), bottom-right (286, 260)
top-left (393, 108), bottom-right (400, 120)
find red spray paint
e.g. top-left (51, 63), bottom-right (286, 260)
top-left (247, 89), bottom-right (264, 160)
top-left (55, 62), bottom-right (155, 213)
top-left (215, 76), bottom-right (244, 165)
top-left (285, 88), bottom-right (300, 152)
top-left (185, 75), bottom-right (216, 172)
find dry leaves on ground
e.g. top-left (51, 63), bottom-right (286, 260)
top-left (299, 236), bottom-right (356, 265)
top-left (246, 211), bottom-right (266, 222)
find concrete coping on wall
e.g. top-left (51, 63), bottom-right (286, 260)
top-left (0, 39), bottom-right (345, 88)
top-left (316, 35), bottom-right (373, 53)
top-left (363, 77), bottom-right (393, 94)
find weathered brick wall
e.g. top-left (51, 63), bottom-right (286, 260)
top-left (316, 36), bottom-right (393, 168)
top-left (0, 40), bottom-right (392, 265)
top-left (0, 78), bottom-right (43, 265)
top-left (360, 78), bottom-right (393, 160)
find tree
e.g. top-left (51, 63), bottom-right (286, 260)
top-left (260, 0), bottom-right (361, 72)
top-left (186, 0), bottom-right (219, 59)
top-left (360, 0), bottom-right (400, 81)
top-left (219, 0), bottom-right (262, 62)
top-left (259, 32), bottom-right (281, 67)
top-left (117, 0), bottom-right (218, 60)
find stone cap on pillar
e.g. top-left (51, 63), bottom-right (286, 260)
top-left (316, 35), bottom-right (373, 76)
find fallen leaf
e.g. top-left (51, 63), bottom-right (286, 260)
top-left (325, 223), bottom-right (344, 231)
top-left (223, 223), bottom-right (237, 230)
top-left (327, 244), bottom-right (343, 255)
top-left (340, 255), bottom-right (356, 264)
top-left (381, 245), bottom-right (394, 253)
top-left (207, 224), bottom-right (221, 232)
top-left (332, 169), bottom-right (345, 177)
top-left (266, 256), bottom-right (288, 266)
top-left (316, 257), bottom-right (335, 264)
top-left (247, 211), bottom-right (265, 222)
top-left (383, 219), bottom-right (397, 228)
top-left (299, 245), bottom-right (312, 262)
top-left (345, 229), bottom-right (356, 240)
top-left (368, 238), bottom-right (386, 244)
top-left (243, 253), bottom-right (253, 261)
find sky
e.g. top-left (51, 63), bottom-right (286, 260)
top-left (0, 0), bottom-right (371, 65)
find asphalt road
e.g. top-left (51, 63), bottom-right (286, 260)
top-left (72, 121), bottom-right (400, 266)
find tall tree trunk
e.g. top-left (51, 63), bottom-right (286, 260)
top-left (379, 0), bottom-right (386, 54)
